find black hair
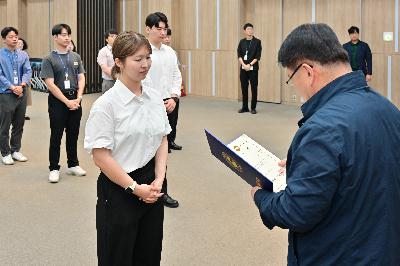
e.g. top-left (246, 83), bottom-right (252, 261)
top-left (278, 23), bottom-right (349, 69)
top-left (243, 23), bottom-right (253, 30)
top-left (105, 29), bottom-right (118, 39)
top-left (52, 23), bottom-right (72, 36)
top-left (145, 12), bottom-right (169, 29)
top-left (348, 26), bottom-right (360, 34)
top-left (166, 28), bottom-right (172, 36)
top-left (19, 38), bottom-right (28, 50)
top-left (70, 40), bottom-right (76, 52)
top-left (1, 26), bottom-right (18, 39)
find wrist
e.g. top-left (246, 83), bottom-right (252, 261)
top-left (125, 181), bottom-right (137, 195)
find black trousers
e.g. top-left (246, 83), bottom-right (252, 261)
top-left (0, 93), bottom-right (27, 156)
top-left (48, 93), bottom-right (82, 171)
top-left (97, 158), bottom-right (164, 266)
top-left (240, 69), bottom-right (258, 110)
top-left (167, 98), bottom-right (179, 145)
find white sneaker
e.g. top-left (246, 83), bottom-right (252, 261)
top-left (11, 151), bottom-right (28, 162)
top-left (49, 170), bottom-right (60, 183)
top-left (2, 154), bottom-right (14, 165)
top-left (66, 166), bottom-right (86, 176)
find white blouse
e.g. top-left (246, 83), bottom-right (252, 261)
top-left (84, 79), bottom-right (171, 173)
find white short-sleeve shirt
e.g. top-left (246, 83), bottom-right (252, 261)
top-left (84, 79), bottom-right (171, 173)
top-left (96, 44), bottom-right (114, 80)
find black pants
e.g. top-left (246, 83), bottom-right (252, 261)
top-left (48, 93), bottom-right (82, 171)
top-left (240, 69), bottom-right (258, 110)
top-left (167, 98), bottom-right (179, 145)
top-left (0, 93), bottom-right (27, 156)
top-left (97, 158), bottom-right (164, 266)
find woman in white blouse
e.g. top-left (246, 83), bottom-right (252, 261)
top-left (84, 31), bottom-right (170, 266)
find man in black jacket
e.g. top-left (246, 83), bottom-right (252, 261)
top-left (237, 23), bottom-right (262, 114)
top-left (343, 26), bottom-right (372, 82)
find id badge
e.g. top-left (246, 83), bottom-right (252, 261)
top-left (13, 70), bottom-right (18, 85)
top-left (243, 54), bottom-right (247, 60)
top-left (64, 80), bottom-right (71, 89)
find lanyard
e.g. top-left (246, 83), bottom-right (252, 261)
top-left (56, 52), bottom-right (70, 80)
top-left (7, 50), bottom-right (19, 84)
top-left (245, 39), bottom-right (253, 54)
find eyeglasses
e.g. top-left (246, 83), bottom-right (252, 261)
top-left (286, 63), bottom-right (313, 85)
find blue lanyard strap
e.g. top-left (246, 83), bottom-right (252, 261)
top-left (7, 51), bottom-right (18, 72)
top-left (56, 52), bottom-right (70, 78)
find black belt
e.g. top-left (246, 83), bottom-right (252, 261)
top-left (63, 90), bottom-right (77, 96)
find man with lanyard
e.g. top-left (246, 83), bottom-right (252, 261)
top-left (97, 29), bottom-right (118, 93)
top-left (343, 26), bottom-right (372, 82)
top-left (40, 24), bottom-right (86, 183)
top-left (0, 26), bottom-right (31, 165)
top-left (144, 12), bottom-right (182, 208)
top-left (237, 23), bottom-right (262, 114)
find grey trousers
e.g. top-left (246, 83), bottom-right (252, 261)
top-left (0, 92), bottom-right (27, 156)
top-left (102, 79), bottom-right (115, 94)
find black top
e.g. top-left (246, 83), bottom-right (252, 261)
top-left (343, 40), bottom-right (372, 75)
top-left (237, 37), bottom-right (262, 71)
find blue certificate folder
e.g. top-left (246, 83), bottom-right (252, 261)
top-left (205, 129), bottom-right (273, 191)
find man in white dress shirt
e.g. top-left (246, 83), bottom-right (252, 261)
top-left (145, 12), bottom-right (182, 208)
top-left (97, 29), bottom-right (118, 93)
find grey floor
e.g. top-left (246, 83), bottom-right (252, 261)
top-left (0, 90), bottom-right (302, 266)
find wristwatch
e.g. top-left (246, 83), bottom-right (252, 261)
top-left (125, 181), bottom-right (137, 194)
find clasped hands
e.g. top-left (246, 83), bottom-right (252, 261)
top-left (65, 98), bottom-right (81, 110)
top-left (242, 64), bottom-right (252, 71)
top-left (137, 180), bottom-right (164, 204)
top-left (10, 85), bottom-right (24, 98)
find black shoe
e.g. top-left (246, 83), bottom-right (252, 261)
top-left (168, 148), bottom-right (171, 153)
top-left (169, 142), bottom-right (182, 150)
top-left (238, 108), bottom-right (249, 113)
top-left (251, 109), bottom-right (257, 114)
top-left (161, 194), bottom-right (179, 208)
top-left (25, 116), bottom-right (30, 120)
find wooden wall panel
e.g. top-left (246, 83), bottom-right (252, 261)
top-left (26, 0), bottom-right (50, 58)
top-left (191, 50), bottom-right (212, 96)
top-left (281, 0), bottom-right (312, 104)
top-left (177, 0), bottom-right (196, 50)
top-left (392, 55), bottom-right (400, 108)
top-left (362, 0), bottom-right (394, 54)
top-left (220, 0), bottom-right (240, 51)
top-left (123, 0), bottom-right (140, 32)
top-left (199, 0), bottom-right (216, 50)
top-left (0, 0), bottom-right (6, 48)
top-left (255, 0), bottom-right (281, 103)
top-left (215, 51), bottom-right (239, 99)
top-left (315, 0), bottom-right (361, 44)
top-left (369, 53), bottom-right (387, 97)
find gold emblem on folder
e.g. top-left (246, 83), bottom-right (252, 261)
top-left (222, 152), bottom-right (243, 173)
top-left (255, 177), bottom-right (262, 187)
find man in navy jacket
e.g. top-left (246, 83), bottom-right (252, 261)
top-left (343, 26), bottom-right (372, 82)
top-left (252, 23), bottom-right (400, 265)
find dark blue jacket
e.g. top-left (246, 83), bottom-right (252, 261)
top-left (343, 41), bottom-right (372, 75)
top-left (254, 71), bottom-right (400, 265)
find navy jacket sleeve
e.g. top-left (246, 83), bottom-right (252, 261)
top-left (254, 125), bottom-right (341, 232)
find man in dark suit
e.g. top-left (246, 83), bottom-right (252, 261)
top-left (343, 26), bottom-right (372, 82)
top-left (237, 23), bottom-right (262, 114)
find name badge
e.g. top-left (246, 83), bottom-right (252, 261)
top-left (74, 62), bottom-right (78, 66)
top-left (64, 80), bottom-right (71, 89)
top-left (243, 54), bottom-right (247, 60)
